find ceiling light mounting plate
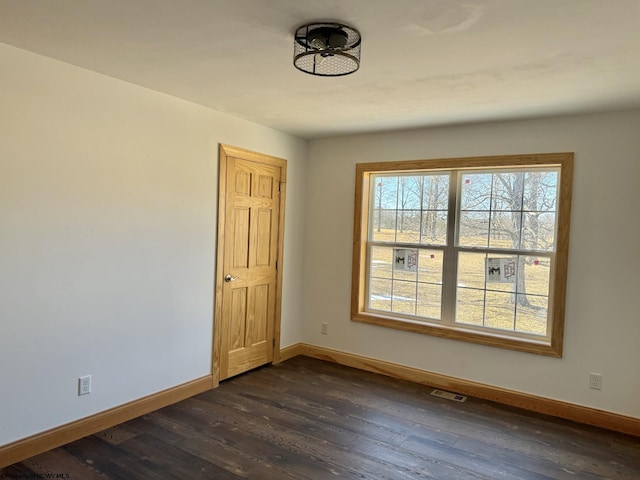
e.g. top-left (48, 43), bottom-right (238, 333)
top-left (293, 22), bottom-right (361, 77)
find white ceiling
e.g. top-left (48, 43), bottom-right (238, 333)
top-left (1, 0), bottom-right (639, 139)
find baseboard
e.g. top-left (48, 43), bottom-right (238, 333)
top-left (297, 343), bottom-right (640, 437)
top-left (278, 343), bottom-right (305, 362)
top-left (0, 375), bottom-right (214, 468)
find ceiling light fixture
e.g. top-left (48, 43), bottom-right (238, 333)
top-left (293, 22), bottom-right (361, 77)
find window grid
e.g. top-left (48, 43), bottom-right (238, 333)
top-left (367, 172), bottom-right (450, 321)
top-left (452, 168), bottom-right (558, 339)
top-left (352, 153), bottom-right (572, 357)
top-left (366, 167), bottom-right (558, 341)
top-left (367, 244), bottom-right (446, 320)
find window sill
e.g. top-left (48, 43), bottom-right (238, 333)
top-left (351, 311), bottom-right (562, 357)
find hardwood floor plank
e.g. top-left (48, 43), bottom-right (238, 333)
top-left (118, 433), bottom-right (242, 480)
top-left (2, 356), bottom-right (639, 480)
top-left (203, 389), bottom-right (364, 448)
top-left (342, 433), bottom-right (494, 480)
top-left (136, 410), bottom-right (302, 480)
top-left (401, 433), bottom-right (554, 480)
top-left (94, 424), bottom-right (143, 446)
top-left (451, 436), bottom-right (604, 480)
top-left (22, 449), bottom-right (111, 479)
top-left (0, 462), bottom-right (37, 478)
top-left (62, 435), bottom-right (172, 480)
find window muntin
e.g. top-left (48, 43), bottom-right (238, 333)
top-left (368, 246), bottom-right (444, 319)
top-left (454, 169), bottom-right (557, 338)
top-left (455, 252), bottom-right (551, 336)
top-left (370, 174), bottom-right (450, 246)
top-left (352, 154), bottom-right (573, 357)
top-left (458, 170), bottom-right (559, 251)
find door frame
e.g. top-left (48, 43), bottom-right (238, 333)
top-left (212, 144), bottom-right (287, 385)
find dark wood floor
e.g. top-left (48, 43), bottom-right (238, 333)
top-left (3, 356), bottom-right (639, 479)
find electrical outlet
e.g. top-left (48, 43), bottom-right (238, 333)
top-left (321, 322), bottom-right (328, 335)
top-left (78, 375), bottom-right (91, 396)
top-left (589, 373), bottom-right (602, 390)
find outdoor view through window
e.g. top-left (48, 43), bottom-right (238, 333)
top-left (352, 153), bottom-right (573, 356)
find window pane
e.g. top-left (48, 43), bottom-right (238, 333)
top-left (369, 278), bottom-right (392, 312)
top-left (515, 295), bottom-right (548, 336)
top-left (461, 173), bottom-right (491, 210)
top-left (371, 209), bottom-right (397, 242)
top-left (523, 212), bottom-right (556, 251)
top-left (371, 175), bottom-right (399, 243)
top-left (418, 250), bottom-right (443, 285)
top-left (373, 176), bottom-right (399, 210)
top-left (524, 171), bottom-right (558, 212)
top-left (485, 254), bottom-right (518, 293)
top-left (398, 176), bottom-right (422, 210)
top-left (520, 255), bottom-right (551, 296)
top-left (420, 210), bottom-right (448, 245)
top-left (370, 246), bottom-right (393, 280)
top-left (456, 288), bottom-right (484, 326)
top-left (396, 210), bottom-right (420, 243)
top-left (459, 211), bottom-right (489, 247)
top-left (457, 252), bottom-right (486, 290)
top-left (484, 291), bottom-right (516, 331)
top-left (392, 280), bottom-right (417, 315)
top-left (491, 172), bottom-right (524, 211)
top-left (513, 254), bottom-right (550, 336)
top-left (417, 283), bottom-right (442, 320)
top-left (392, 248), bottom-right (418, 281)
top-left (489, 211), bottom-right (521, 249)
top-left (422, 175), bottom-right (450, 210)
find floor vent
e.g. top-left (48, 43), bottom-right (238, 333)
top-left (431, 389), bottom-right (467, 402)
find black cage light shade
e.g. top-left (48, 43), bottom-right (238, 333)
top-left (294, 22), bottom-right (361, 76)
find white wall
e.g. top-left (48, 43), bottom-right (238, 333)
top-left (0, 43), bottom-right (307, 446)
top-left (304, 110), bottom-right (640, 418)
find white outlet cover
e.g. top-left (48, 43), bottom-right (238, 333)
top-left (79, 375), bottom-right (91, 396)
top-left (589, 373), bottom-right (602, 390)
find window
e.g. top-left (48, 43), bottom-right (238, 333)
top-left (351, 153), bottom-right (573, 356)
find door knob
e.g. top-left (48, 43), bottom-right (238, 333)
top-left (225, 274), bottom-right (239, 282)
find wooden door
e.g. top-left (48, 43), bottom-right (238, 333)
top-left (214, 145), bottom-right (286, 381)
